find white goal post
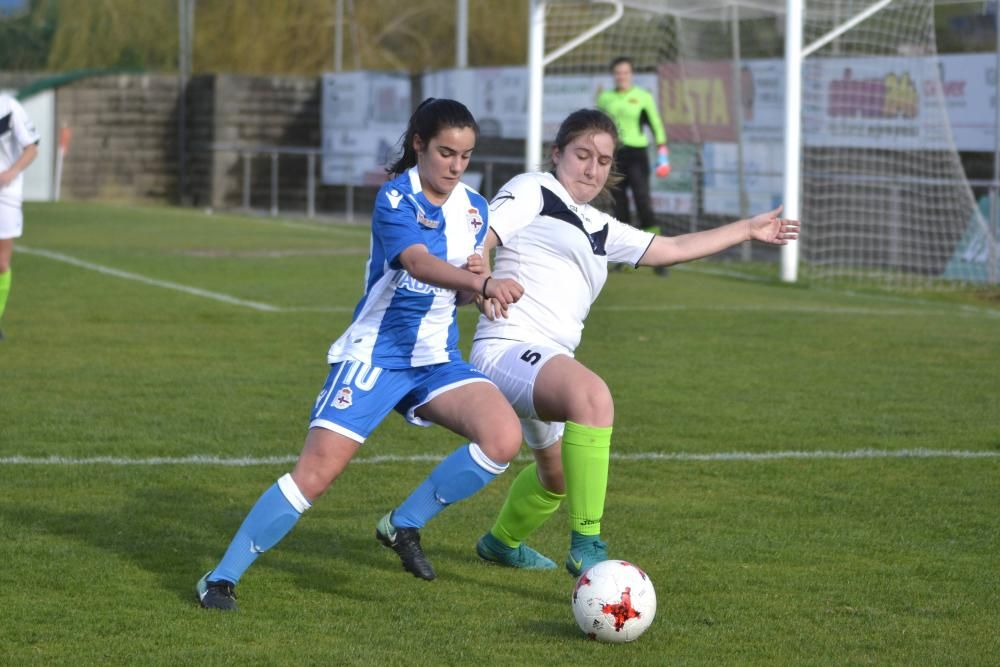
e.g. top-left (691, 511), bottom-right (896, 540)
top-left (527, 0), bottom-right (997, 287)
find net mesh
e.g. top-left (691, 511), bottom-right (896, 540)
top-left (540, 0), bottom-right (995, 286)
top-left (800, 0), bottom-right (984, 285)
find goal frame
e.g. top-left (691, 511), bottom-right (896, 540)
top-left (526, 0), bottom-right (923, 283)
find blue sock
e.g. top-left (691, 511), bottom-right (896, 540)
top-left (392, 443), bottom-right (508, 529)
top-left (210, 474), bottom-right (312, 585)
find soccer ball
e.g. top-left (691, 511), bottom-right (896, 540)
top-left (571, 560), bottom-right (656, 642)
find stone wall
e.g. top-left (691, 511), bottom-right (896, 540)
top-left (207, 74), bottom-right (321, 211)
top-left (55, 75), bottom-right (183, 201)
top-left (0, 72), bottom-right (524, 215)
top-left (0, 72), bottom-right (327, 209)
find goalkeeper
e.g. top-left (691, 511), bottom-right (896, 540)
top-left (597, 56), bottom-right (670, 236)
top-left (466, 109), bottom-right (799, 577)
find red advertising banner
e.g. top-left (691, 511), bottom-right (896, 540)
top-left (658, 61), bottom-right (737, 142)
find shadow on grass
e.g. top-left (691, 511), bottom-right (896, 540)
top-left (0, 468), bottom-right (563, 610)
top-left (0, 471), bottom-right (396, 605)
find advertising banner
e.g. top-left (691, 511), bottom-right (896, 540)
top-left (423, 67), bottom-right (529, 139)
top-left (321, 71), bottom-right (411, 185)
top-left (658, 61), bottom-right (738, 142)
top-left (702, 141), bottom-right (784, 216)
top-left (739, 53), bottom-right (997, 151)
top-left (327, 53), bottom-right (1000, 194)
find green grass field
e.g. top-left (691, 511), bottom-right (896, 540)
top-left (2, 202), bottom-right (998, 665)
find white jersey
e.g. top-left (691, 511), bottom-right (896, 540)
top-left (474, 172), bottom-right (653, 353)
top-left (0, 95), bottom-right (40, 208)
top-left (326, 166), bottom-right (490, 369)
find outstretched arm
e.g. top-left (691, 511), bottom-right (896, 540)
top-left (637, 206), bottom-right (800, 268)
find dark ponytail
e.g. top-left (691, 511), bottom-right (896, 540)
top-left (387, 98), bottom-right (480, 176)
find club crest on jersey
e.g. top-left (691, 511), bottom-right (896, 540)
top-left (417, 211), bottom-right (439, 229)
top-left (332, 387), bottom-right (353, 410)
top-left (386, 189), bottom-right (403, 209)
top-left (466, 208), bottom-right (484, 232)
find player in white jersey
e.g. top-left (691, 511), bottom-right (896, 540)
top-left (468, 109), bottom-right (800, 575)
top-left (197, 99), bottom-right (525, 611)
top-left (0, 94), bottom-right (41, 340)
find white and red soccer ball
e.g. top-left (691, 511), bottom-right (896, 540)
top-left (571, 560), bottom-right (656, 642)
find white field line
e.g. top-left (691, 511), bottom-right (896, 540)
top-left (0, 449), bottom-right (996, 466)
top-left (17, 245), bottom-right (999, 319)
top-left (17, 245), bottom-right (283, 312)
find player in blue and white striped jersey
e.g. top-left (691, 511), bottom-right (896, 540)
top-left (197, 99), bottom-right (525, 611)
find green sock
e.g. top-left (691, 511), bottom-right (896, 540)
top-left (491, 462), bottom-right (564, 548)
top-left (562, 421), bottom-right (613, 537)
top-left (0, 269), bottom-right (11, 323)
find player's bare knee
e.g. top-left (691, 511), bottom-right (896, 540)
top-left (291, 448), bottom-right (343, 499)
top-left (493, 434), bottom-right (523, 464)
top-left (290, 468), bottom-right (334, 501)
top-left (478, 423), bottom-right (522, 464)
top-left (567, 379), bottom-right (614, 427)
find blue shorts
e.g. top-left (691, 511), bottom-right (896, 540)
top-left (308, 358), bottom-right (493, 443)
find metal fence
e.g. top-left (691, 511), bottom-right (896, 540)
top-left (208, 143), bottom-right (524, 221)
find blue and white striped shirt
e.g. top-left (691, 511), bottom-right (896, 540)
top-left (327, 167), bottom-right (490, 369)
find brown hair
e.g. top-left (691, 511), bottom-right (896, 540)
top-left (545, 108), bottom-right (622, 205)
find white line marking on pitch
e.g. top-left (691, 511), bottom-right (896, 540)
top-left (17, 245), bottom-right (998, 319)
top-left (0, 449), bottom-right (996, 466)
top-left (18, 245), bottom-right (283, 312)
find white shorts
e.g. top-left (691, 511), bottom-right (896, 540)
top-left (470, 338), bottom-right (572, 450)
top-left (0, 203), bottom-right (23, 240)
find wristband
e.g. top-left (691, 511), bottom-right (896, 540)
top-left (481, 276), bottom-right (491, 297)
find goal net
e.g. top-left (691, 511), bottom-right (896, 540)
top-left (539, 0), bottom-right (997, 286)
